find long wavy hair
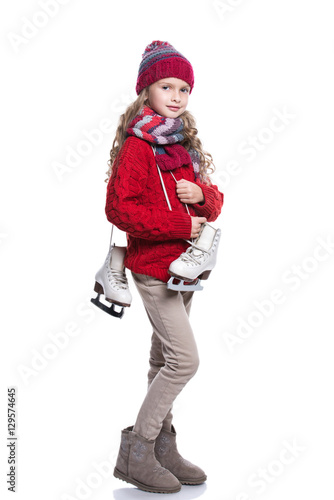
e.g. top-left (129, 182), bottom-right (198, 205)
top-left (105, 87), bottom-right (216, 185)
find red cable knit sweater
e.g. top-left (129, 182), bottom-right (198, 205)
top-left (105, 136), bottom-right (224, 282)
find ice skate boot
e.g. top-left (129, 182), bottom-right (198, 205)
top-left (167, 223), bottom-right (221, 292)
top-left (91, 244), bottom-right (132, 318)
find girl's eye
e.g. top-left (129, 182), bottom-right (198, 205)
top-left (161, 86), bottom-right (189, 93)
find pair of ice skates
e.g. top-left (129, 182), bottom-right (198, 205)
top-left (91, 222), bottom-right (221, 318)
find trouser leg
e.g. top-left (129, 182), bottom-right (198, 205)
top-left (131, 272), bottom-right (199, 441)
top-left (146, 289), bottom-right (194, 431)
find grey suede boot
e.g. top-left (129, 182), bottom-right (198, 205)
top-left (155, 426), bottom-right (207, 485)
top-left (113, 426), bottom-right (181, 494)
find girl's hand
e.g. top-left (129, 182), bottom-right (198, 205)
top-left (191, 217), bottom-right (207, 238)
top-left (176, 179), bottom-right (204, 204)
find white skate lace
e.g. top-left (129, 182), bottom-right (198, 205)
top-left (152, 155), bottom-right (220, 279)
top-left (170, 170), bottom-right (218, 266)
top-left (178, 242), bottom-right (209, 266)
top-left (104, 241), bottom-right (129, 290)
top-left (107, 269), bottom-right (128, 288)
top-left (181, 232), bottom-right (220, 266)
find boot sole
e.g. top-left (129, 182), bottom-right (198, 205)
top-left (168, 270), bottom-right (212, 282)
top-left (94, 281), bottom-right (131, 307)
top-left (113, 467), bottom-right (181, 494)
top-left (179, 474), bottom-right (207, 485)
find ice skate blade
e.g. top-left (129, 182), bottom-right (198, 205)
top-left (90, 294), bottom-right (124, 318)
top-left (167, 276), bottom-right (203, 292)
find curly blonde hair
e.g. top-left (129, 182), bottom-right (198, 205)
top-left (105, 88), bottom-right (215, 185)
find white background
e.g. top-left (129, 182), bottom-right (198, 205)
top-left (1, 1), bottom-right (334, 499)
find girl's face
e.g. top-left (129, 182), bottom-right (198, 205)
top-left (147, 77), bottom-right (191, 118)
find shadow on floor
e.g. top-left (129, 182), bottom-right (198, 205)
top-left (113, 483), bottom-right (207, 500)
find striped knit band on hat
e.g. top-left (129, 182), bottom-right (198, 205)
top-left (136, 40), bottom-right (194, 95)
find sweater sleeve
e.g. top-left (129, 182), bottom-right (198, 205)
top-left (105, 138), bottom-right (192, 241)
top-left (191, 178), bottom-right (224, 222)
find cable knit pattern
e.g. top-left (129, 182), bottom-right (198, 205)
top-left (105, 136), bottom-right (224, 282)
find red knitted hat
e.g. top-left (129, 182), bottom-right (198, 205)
top-left (136, 40), bottom-right (194, 95)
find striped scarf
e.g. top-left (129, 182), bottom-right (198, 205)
top-left (126, 105), bottom-right (200, 179)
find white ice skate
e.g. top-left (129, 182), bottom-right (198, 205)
top-left (167, 223), bottom-right (221, 292)
top-left (91, 244), bottom-right (132, 318)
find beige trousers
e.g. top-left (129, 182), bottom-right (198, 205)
top-left (131, 271), bottom-right (199, 441)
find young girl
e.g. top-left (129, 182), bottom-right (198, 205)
top-left (105, 40), bottom-right (224, 494)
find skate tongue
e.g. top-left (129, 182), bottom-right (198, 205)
top-left (109, 246), bottom-right (126, 271)
top-left (191, 224), bottom-right (216, 257)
